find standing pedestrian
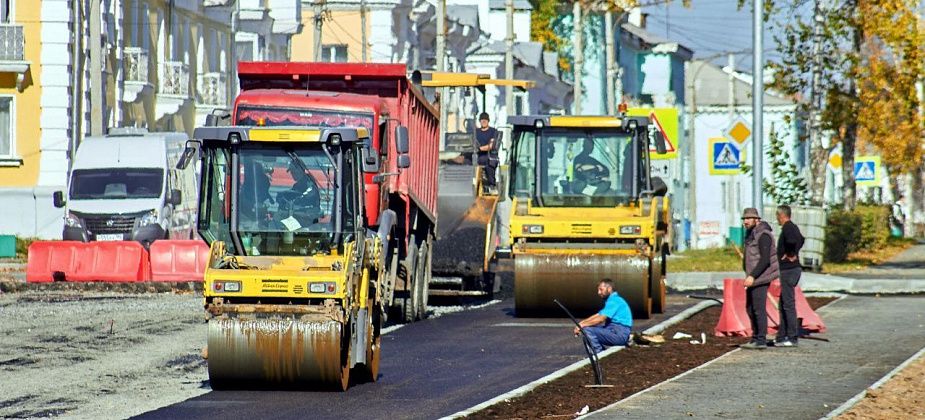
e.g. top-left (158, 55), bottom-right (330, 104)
top-left (740, 208), bottom-right (779, 350)
top-left (474, 112), bottom-right (499, 192)
top-left (775, 205), bottom-right (804, 347)
top-left (573, 279), bottom-right (633, 353)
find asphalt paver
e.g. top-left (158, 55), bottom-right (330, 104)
top-left (584, 295), bottom-right (925, 420)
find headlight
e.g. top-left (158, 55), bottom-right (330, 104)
top-left (522, 224), bottom-right (544, 234)
top-left (65, 212), bottom-right (83, 228)
top-left (309, 282), bottom-right (337, 294)
top-left (138, 210), bottom-right (158, 227)
top-left (620, 225), bottom-right (642, 235)
top-left (213, 281), bottom-right (241, 292)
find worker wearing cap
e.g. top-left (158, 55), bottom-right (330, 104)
top-left (740, 207), bottom-right (780, 350)
top-left (475, 112), bottom-right (498, 190)
top-left (573, 278), bottom-right (633, 353)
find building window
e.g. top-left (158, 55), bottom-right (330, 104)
top-left (321, 44), bottom-right (348, 63)
top-left (0, 97), bottom-right (13, 158)
top-left (0, 0), bottom-right (11, 23)
top-left (236, 40), bottom-right (254, 62)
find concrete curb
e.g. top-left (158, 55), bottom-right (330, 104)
top-left (667, 272), bottom-right (925, 294)
top-left (440, 300), bottom-right (720, 419)
top-left (821, 344), bottom-right (925, 419)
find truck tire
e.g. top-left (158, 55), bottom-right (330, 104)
top-left (399, 239), bottom-right (420, 323)
top-left (415, 236), bottom-right (431, 320)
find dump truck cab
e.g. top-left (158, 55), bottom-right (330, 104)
top-left (187, 125), bottom-right (396, 390)
top-left (504, 115), bottom-right (670, 318)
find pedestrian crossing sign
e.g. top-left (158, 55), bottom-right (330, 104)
top-left (854, 156), bottom-right (880, 187)
top-left (709, 138), bottom-right (742, 175)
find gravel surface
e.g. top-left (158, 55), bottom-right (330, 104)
top-left (0, 292), bottom-right (208, 419)
top-left (837, 350), bottom-right (925, 419)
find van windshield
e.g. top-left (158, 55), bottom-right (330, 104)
top-left (70, 168), bottom-right (164, 200)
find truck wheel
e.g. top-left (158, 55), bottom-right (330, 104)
top-left (400, 240), bottom-right (420, 323)
top-left (415, 237), bottom-right (431, 320)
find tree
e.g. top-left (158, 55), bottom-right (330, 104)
top-left (763, 122), bottom-right (810, 206)
top-left (762, 0), bottom-right (862, 209)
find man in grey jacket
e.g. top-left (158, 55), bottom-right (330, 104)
top-left (741, 207), bottom-right (780, 350)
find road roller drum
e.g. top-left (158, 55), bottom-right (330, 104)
top-left (514, 253), bottom-right (652, 318)
top-left (207, 315), bottom-right (350, 390)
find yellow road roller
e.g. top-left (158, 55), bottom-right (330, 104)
top-left (182, 126), bottom-right (398, 390)
top-left (502, 115), bottom-right (671, 318)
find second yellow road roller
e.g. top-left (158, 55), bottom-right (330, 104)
top-left (500, 114), bottom-right (672, 318)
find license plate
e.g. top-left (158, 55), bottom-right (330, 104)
top-left (96, 234), bottom-right (124, 241)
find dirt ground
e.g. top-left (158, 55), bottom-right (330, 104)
top-left (837, 351), bottom-right (925, 420)
top-left (474, 297), bottom-right (835, 419)
top-left (0, 291), bottom-right (209, 419)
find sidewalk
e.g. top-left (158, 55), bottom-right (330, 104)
top-left (583, 295), bottom-right (925, 420)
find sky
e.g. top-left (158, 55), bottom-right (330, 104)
top-left (639, 0), bottom-right (812, 72)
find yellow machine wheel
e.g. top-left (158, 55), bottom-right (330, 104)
top-left (361, 298), bottom-right (382, 382)
top-left (207, 315), bottom-right (351, 390)
top-left (514, 253), bottom-right (652, 318)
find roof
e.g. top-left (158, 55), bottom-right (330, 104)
top-left (75, 136), bottom-right (168, 170)
top-left (446, 5), bottom-right (480, 29)
top-left (620, 23), bottom-right (694, 61)
top-left (488, 0), bottom-right (533, 10)
top-left (685, 60), bottom-right (795, 107)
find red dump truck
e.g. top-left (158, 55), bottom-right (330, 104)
top-left (231, 61), bottom-right (440, 323)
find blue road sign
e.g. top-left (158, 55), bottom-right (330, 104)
top-left (854, 156), bottom-right (880, 186)
top-left (709, 138), bottom-right (741, 175)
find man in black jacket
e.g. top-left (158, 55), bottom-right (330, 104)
top-left (775, 205), bottom-right (805, 347)
top-left (741, 207), bottom-right (779, 350)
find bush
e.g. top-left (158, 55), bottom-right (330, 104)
top-left (15, 237), bottom-right (38, 258)
top-left (824, 205), bottom-right (890, 263)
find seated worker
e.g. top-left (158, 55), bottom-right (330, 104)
top-left (572, 138), bottom-right (611, 195)
top-left (572, 278), bottom-right (633, 353)
top-left (475, 112), bottom-right (499, 191)
top-left (277, 162), bottom-right (321, 227)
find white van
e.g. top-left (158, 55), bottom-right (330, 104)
top-left (53, 128), bottom-right (198, 246)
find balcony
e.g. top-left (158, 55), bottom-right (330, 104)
top-left (122, 47), bottom-right (151, 102)
top-left (197, 72), bottom-right (227, 107)
top-left (0, 24), bottom-right (30, 91)
top-left (156, 61), bottom-right (191, 118)
top-left (159, 61), bottom-right (189, 97)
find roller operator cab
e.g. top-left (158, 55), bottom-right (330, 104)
top-left (186, 125), bottom-right (402, 390)
top-left (52, 128), bottom-right (198, 247)
top-left (503, 115), bottom-right (671, 319)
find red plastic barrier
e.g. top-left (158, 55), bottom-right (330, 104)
top-left (27, 241), bottom-right (149, 282)
top-left (149, 240), bottom-right (210, 282)
top-left (26, 241), bottom-right (87, 283)
top-left (766, 280), bottom-right (827, 334)
top-left (714, 278), bottom-right (751, 337)
top-left (716, 278), bottom-right (827, 337)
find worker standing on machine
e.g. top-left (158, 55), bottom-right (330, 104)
top-left (572, 279), bottom-right (633, 353)
top-left (475, 112), bottom-right (498, 193)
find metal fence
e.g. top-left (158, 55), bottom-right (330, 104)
top-left (159, 61), bottom-right (189, 96)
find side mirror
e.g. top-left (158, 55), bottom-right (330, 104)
top-left (176, 140), bottom-right (200, 170)
top-left (397, 155), bottom-right (411, 169)
top-left (361, 141), bottom-right (380, 173)
top-left (651, 128), bottom-right (667, 155)
top-left (168, 189), bottom-right (182, 205)
top-left (651, 177), bottom-right (668, 197)
top-left (395, 126), bottom-right (410, 154)
top-left (53, 191), bottom-right (65, 208)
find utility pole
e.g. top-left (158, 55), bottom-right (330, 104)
top-left (313, 1), bottom-right (325, 61)
top-left (752, 0), bottom-right (765, 213)
top-left (89, 0), bottom-right (103, 135)
top-left (605, 10), bottom-right (615, 114)
top-left (360, 0), bottom-right (368, 62)
top-left (686, 61), bottom-right (698, 249)
top-left (69, 0), bottom-right (84, 173)
top-left (727, 53), bottom-right (737, 233)
top-left (808, 0), bottom-right (823, 205)
top-left (573, 2), bottom-right (582, 115)
top-left (436, 0), bottom-right (447, 149)
top-left (505, 0), bottom-right (514, 116)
